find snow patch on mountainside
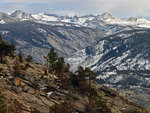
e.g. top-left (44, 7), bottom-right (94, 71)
top-left (0, 30), bottom-right (9, 35)
top-left (32, 13), bottom-right (58, 22)
top-left (66, 49), bottom-right (88, 71)
top-left (37, 28), bottom-right (47, 33)
top-left (0, 20), bottom-right (5, 24)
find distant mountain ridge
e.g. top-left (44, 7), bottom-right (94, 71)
top-left (0, 10), bottom-right (150, 34)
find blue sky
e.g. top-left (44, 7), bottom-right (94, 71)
top-left (0, 0), bottom-right (150, 19)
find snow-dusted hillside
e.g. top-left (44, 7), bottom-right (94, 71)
top-left (1, 10), bottom-right (150, 34)
top-left (66, 29), bottom-right (150, 88)
top-left (0, 21), bottom-right (104, 63)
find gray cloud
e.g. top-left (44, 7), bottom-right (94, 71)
top-left (73, 0), bottom-right (150, 17)
top-left (0, 0), bottom-right (150, 17)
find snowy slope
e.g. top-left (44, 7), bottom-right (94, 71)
top-left (32, 13), bottom-right (58, 22)
top-left (9, 10), bottom-right (33, 20)
top-left (0, 21), bottom-right (104, 63)
top-left (66, 29), bottom-right (150, 87)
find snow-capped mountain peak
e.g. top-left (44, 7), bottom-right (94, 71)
top-left (128, 17), bottom-right (149, 23)
top-left (9, 10), bottom-right (33, 20)
top-left (0, 12), bottom-right (16, 23)
top-left (98, 12), bottom-right (116, 20)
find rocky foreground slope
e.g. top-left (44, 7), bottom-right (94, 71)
top-left (0, 56), bottom-right (149, 113)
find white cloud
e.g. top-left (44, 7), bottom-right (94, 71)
top-left (73, 0), bottom-right (150, 17)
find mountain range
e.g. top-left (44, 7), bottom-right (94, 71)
top-left (0, 10), bottom-right (106, 63)
top-left (1, 10), bottom-right (150, 109)
top-left (1, 10), bottom-right (150, 62)
top-left (1, 10), bottom-right (150, 34)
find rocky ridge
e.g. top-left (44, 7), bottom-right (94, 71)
top-left (0, 56), bottom-right (149, 113)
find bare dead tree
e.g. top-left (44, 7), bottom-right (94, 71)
top-left (43, 56), bottom-right (49, 75)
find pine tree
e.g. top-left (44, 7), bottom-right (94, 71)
top-left (47, 48), bottom-right (58, 72)
top-left (76, 66), bottom-right (85, 77)
top-left (18, 50), bottom-right (23, 63)
top-left (84, 67), bottom-right (95, 93)
top-left (0, 35), bottom-right (15, 63)
top-left (25, 55), bottom-right (33, 62)
top-left (55, 57), bottom-right (67, 87)
top-left (65, 63), bottom-right (70, 73)
top-left (84, 67), bottom-right (96, 107)
top-left (13, 56), bottom-right (23, 76)
top-left (76, 66), bottom-right (86, 89)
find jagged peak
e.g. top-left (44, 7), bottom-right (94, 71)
top-left (128, 17), bottom-right (149, 23)
top-left (10, 10), bottom-right (27, 15)
top-left (101, 12), bottom-right (112, 17)
top-left (9, 10), bottom-right (33, 20)
top-left (97, 12), bottom-right (116, 20)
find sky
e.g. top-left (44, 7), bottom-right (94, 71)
top-left (0, 0), bottom-right (150, 19)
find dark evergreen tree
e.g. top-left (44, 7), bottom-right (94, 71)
top-left (75, 66), bottom-right (87, 89)
top-left (75, 66), bottom-right (95, 92)
top-left (18, 50), bottom-right (23, 63)
top-left (84, 67), bottom-right (96, 107)
top-left (56, 57), bottom-right (65, 71)
top-left (65, 63), bottom-right (70, 73)
top-left (55, 57), bottom-right (68, 88)
top-left (76, 66), bottom-right (85, 77)
top-left (25, 55), bottom-right (33, 62)
top-left (13, 56), bottom-right (23, 76)
top-left (47, 47), bottom-right (58, 71)
top-left (84, 67), bottom-right (96, 93)
top-left (0, 35), bottom-right (15, 63)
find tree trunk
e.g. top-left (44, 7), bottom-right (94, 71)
top-left (0, 54), bottom-right (3, 63)
top-left (89, 79), bottom-right (91, 104)
top-left (43, 56), bottom-right (49, 75)
top-left (45, 58), bottom-right (49, 75)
